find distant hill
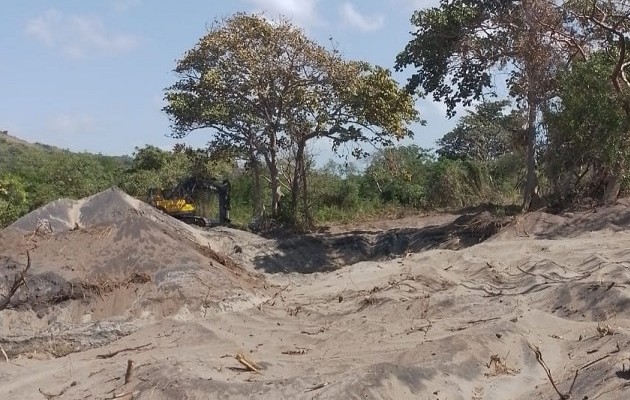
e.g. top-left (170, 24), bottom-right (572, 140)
top-left (0, 131), bottom-right (134, 224)
top-left (0, 130), bottom-right (133, 166)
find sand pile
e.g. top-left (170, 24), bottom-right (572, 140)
top-left (496, 197), bottom-right (630, 239)
top-left (0, 187), bottom-right (266, 357)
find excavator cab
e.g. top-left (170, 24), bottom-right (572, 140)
top-left (147, 177), bottom-right (230, 227)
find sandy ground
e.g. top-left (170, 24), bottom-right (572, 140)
top-left (1, 188), bottom-right (630, 399)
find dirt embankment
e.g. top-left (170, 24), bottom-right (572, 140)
top-left (2, 190), bottom-right (630, 399)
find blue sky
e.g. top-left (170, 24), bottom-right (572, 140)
top-left (0, 0), bottom-right (455, 160)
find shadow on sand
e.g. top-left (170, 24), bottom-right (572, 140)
top-left (252, 212), bottom-right (510, 274)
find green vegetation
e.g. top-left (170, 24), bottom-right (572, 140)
top-left (0, 119), bottom-right (522, 230)
top-left (0, 131), bottom-right (130, 213)
top-left (395, 0), bottom-right (630, 209)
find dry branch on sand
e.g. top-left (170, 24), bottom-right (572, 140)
top-left (528, 343), bottom-right (572, 400)
top-left (0, 250), bottom-right (31, 311)
top-left (484, 353), bottom-right (518, 377)
top-left (38, 381), bottom-right (77, 399)
top-left (0, 345), bottom-right (9, 362)
top-left (96, 343), bottom-right (152, 359)
top-left (124, 360), bottom-right (134, 384)
top-left (258, 283), bottom-right (291, 310)
top-left (597, 322), bottom-right (615, 337)
top-left (282, 347), bottom-right (310, 355)
top-left (305, 382), bottom-right (330, 392)
top-left (235, 352), bottom-right (261, 373)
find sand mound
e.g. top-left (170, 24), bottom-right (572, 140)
top-left (497, 198), bottom-right (630, 239)
top-left (0, 187), bottom-right (266, 357)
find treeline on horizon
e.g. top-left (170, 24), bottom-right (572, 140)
top-left (0, 95), bottom-right (597, 230)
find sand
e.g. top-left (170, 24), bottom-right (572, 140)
top-left (1, 188), bottom-right (630, 399)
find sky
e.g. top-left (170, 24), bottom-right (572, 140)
top-left (0, 0), bottom-right (456, 161)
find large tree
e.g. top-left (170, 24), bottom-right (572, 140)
top-left (545, 51), bottom-right (630, 201)
top-left (395, 0), bottom-right (568, 210)
top-left (164, 13), bottom-right (419, 223)
top-left (562, 0), bottom-right (630, 202)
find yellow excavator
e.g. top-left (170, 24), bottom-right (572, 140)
top-left (147, 177), bottom-right (230, 227)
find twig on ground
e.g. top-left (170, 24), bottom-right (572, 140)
top-left (282, 347), bottom-right (310, 355)
top-left (259, 283), bottom-right (291, 310)
top-left (301, 326), bottom-right (329, 335)
top-left (38, 381), bottom-right (77, 399)
top-left (357, 295), bottom-right (381, 311)
top-left (235, 352), bottom-right (261, 373)
top-left (0, 344), bottom-right (9, 362)
top-left (104, 392), bottom-right (133, 399)
top-left (407, 320), bottom-right (432, 335)
top-left (597, 322), bottom-right (615, 337)
top-left (580, 354), bottom-right (612, 371)
top-left (202, 289), bottom-right (211, 317)
top-left (466, 316), bottom-right (501, 324)
top-left (305, 382), bottom-right (329, 392)
top-left (96, 343), bottom-right (152, 359)
top-left (26, 219), bottom-right (53, 243)
top-left (0, 250), bottom-right (31, 311)
top-left (485, 353), bottom-right (518, 377)
top-left (124, 360), bottom-right (134, 384)
top-left (371, 276), bottom-right (419, 294)
top-left (528, 342), bottom-right (569, 400)
top-left (460, 283), bottom-right (504, 296)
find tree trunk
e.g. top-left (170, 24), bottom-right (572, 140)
top-left (300, 148), bottom-right (311, 227)
top-left (522, 99), bottom-right (538, 211)
top-left (264, 130), bottom-right (281, 217)
top-left (249, 153), bottom-right (264, 217)
top-left (269, 162), bottom-right (280, 217)
top-left (290, 143), bottom-right (306, 225)
top-left (603, 161), bottom-right (623, 204)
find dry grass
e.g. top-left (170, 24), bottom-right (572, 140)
top-left (484, 353), bottom-right (518, 377)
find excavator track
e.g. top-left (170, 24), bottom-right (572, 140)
top-left (173, 215), bottom-right (210, 227)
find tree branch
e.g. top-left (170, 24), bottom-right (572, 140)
top-left (0, 251), bottom-right (31, 311)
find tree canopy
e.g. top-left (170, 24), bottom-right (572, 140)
top-left (164, 13), bottom-right (419, 224)
top-left (437, 100), bottom-right (524, 162)
top-left (396, 0), bottom-right (567, 209)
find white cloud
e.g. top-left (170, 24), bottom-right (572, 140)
top-left (340, 3), bottom-right (384, 32)
top-left (399, 0), bottom-right (440, 10)
top-left (25, 10), bottom-right (140, 58)
top-left (110, 0), bottom-right (142, 12)
top-left (48, 114), bottom-right (96, 135)
top-left (245, 0), bottom-right (320, 26)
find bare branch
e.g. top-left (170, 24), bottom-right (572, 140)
top-left (0, 250), bottom-right (31, 311)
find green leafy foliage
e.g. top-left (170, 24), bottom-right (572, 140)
top-left (0, 174), bottom-right (28, 227)
top-left (364, 145), bottom-right (433, 208)
top-left (437, 101), bottom-right (525, 162)
top-left (396, 0), bottom-right (567, 209)
top-left (1, 129), bottom-right (524, 229)
top-left (543, 52), bottom-right (630, 202)
top-left (0, 133), bottom-right (130, 216)
top-left (164, 13), bottom-right (419, 226)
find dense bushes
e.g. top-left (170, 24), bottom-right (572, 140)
top-left (0, 132), bottom-right (526, 229)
